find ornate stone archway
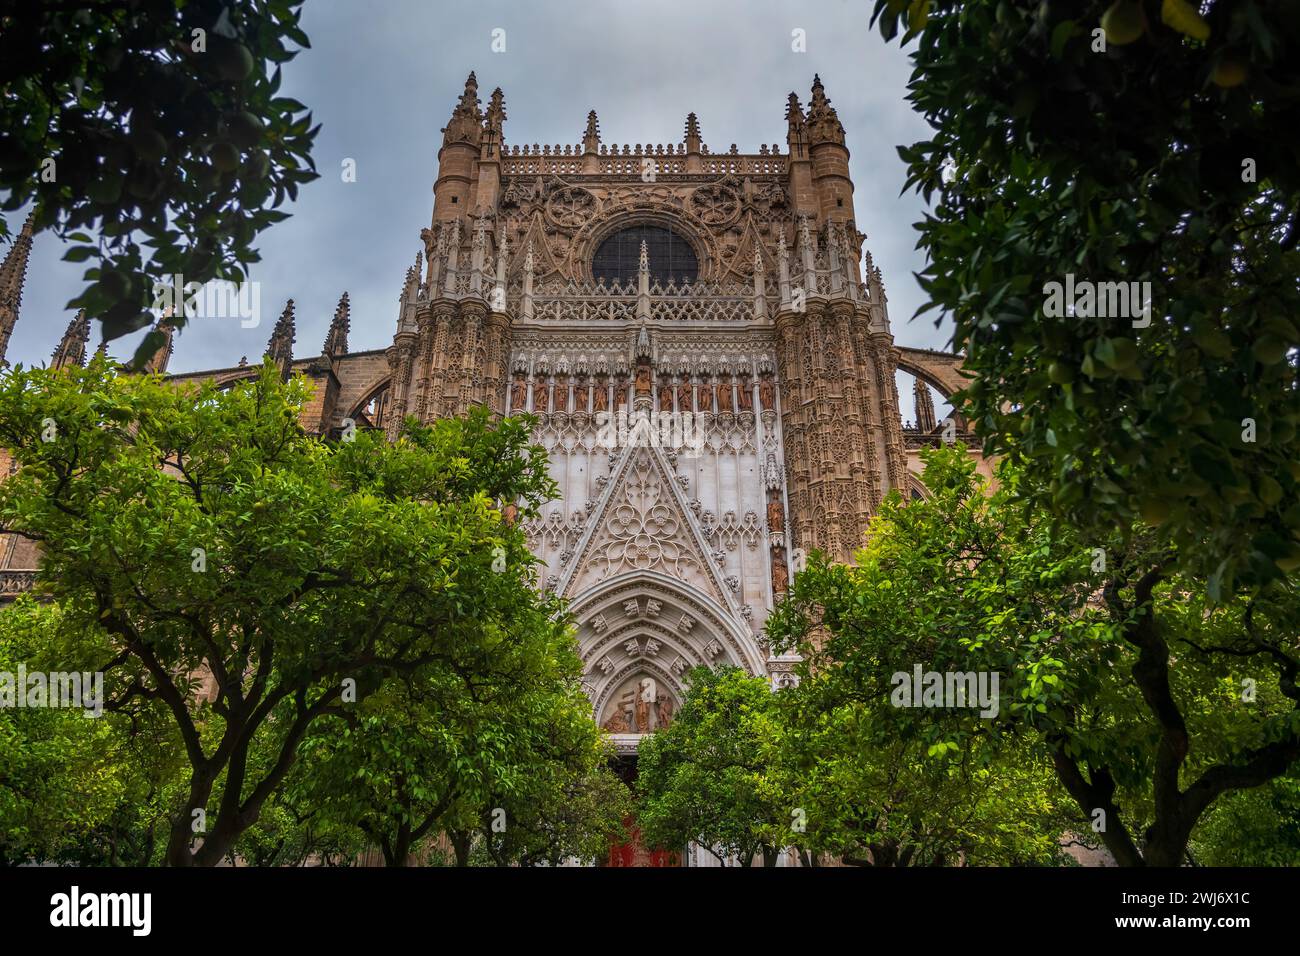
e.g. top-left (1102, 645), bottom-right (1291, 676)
top-left (569, 570), bottom-right (766, 754)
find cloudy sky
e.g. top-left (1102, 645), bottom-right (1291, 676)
top-left (5, 0), bottom-right (952, 416)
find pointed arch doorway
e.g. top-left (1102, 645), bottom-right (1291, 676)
top-left (570, 572), bottom-right (767, 867)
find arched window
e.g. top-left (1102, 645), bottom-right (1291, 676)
top-left (592, 225), bottom-right (698, 286)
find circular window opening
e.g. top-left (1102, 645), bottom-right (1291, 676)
top-left (592, 225), bottom-right (698, 286)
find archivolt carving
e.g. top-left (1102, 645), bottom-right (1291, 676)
top-left (570, 574), bottom-right (768, 724)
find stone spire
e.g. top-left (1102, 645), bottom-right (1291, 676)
top-left (521, 240), bottom-right (535, 321)
top-left (485, 87), bottom-right (506, 137)
top-left (442, 71), bottom-right (483, 146)
top-left (913, 376), bottom-right (936, 433)
top-left (442, 217), bottom-right (462, 297)
top-left (785, 93), bottom-right (807, 141)
top-left (482, 86), bottom-right (506, 169)
top-left (266, 299), bottom-right (296, 381)
top-left (0, 211), bottom-right (37, 367)
top-left (684, 113), bottom-right (702, 154)
top-left (458, 71), bottom-right (480, 115)
top-left (494, 227), bottom-right (509, 297)
top-left (323, 291), bottom-right (350, 358)
top-left (404, 250), bottom-right (422, 300)
top-left (865, 250), bottom-right (887, 302)
top-left (637, 239), bottom-right (651, 318)
top-left (807, 74), bottom-right (845, 145)
top-left (142, 312), bottom-right (177, 375)
top-left (470, 215), bottom-right (489, 295)
top-left (583, 110), bottom-right (601, 153)
top-left (51, 310), bottom-right (90, 370)
top-left (396, 255), bottom-right (420, 334)
top-left (777, 231), bottom-right (791, 307)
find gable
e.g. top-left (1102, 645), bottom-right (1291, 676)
top-left (560, 444), bottom-right (735, 610)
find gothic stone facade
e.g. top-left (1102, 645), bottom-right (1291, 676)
top-left (0, 73), bottom-right (981, 748)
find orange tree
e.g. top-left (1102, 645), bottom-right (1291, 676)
top-left (0, 357), bottom-right (557, 865)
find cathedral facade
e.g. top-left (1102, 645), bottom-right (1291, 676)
top-left (0, 72), bottom-right (975, 753)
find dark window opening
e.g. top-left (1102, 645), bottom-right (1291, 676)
top-left (592, 225), bottom-right (698, 286)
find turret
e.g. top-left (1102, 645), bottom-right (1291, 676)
top-left (433, 72), bottom-right (483, 223)
top-left (807, 75), bottom-right (853, 223)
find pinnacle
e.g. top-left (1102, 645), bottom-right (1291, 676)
top-left (324, 291), bottom-right (350, 356)
top-left (51, 310), bottom-right (91, 369)
top-left (271, 299), bottom-right (296, 340)
top-left (0, 209), bottom-right (39, 366)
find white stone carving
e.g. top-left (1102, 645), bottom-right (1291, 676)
top-left (565, 448), bottom-right (731, 608)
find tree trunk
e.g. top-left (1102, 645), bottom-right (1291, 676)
top-left (451, 830), bottom-right (472, 867)
top-left (383, 824), bottom-right (413, 867)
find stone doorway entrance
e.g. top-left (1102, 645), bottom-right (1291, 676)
top-left (603, 755), bottom-right (681, 867)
